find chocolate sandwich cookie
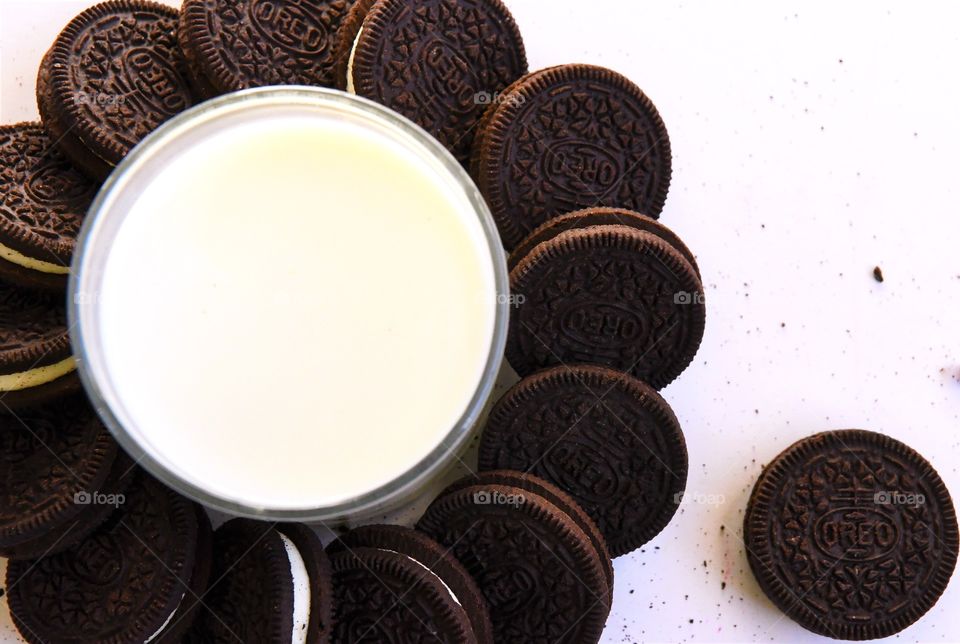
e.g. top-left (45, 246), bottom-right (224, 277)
top-left (327, 524), bottom-right (493, 644)
top-left (0, 281), bottom-right (79, 409)
top-left (329, 545), bottom-right (474, 643)
top-left (506, 224), bottom-right (705, 388)
top-left (508, 206), bottom-right (700, 277)
top-left (179, 0), bottom-right (356, 98)
top-left (418, 478), bottom-right (611, 643)
top-left (6, 471), bottom-right (211, 643)
top-left (331, 0), bottom-right (376, 93)
top-left (343, 0), bottom-right (528, 165)
top-left (744, 430), bottom-right (959, 640)
top-left (472, 64), bottom-right (672, 249)
top-left (188, 519), bottom-right (334, 643)
top-left (437, 470), bottom-right (614, 601)
top-left (0, 123), bottom-right (97, 290)
top-left (0, 395), bottom-right (125, 558)
top-left (37, 0), bottom-right (195, 180)
top-left (478, 366), bottom-right (688, 557)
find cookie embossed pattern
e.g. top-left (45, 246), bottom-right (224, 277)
top-left (179, 0), bottom-right (355, 95)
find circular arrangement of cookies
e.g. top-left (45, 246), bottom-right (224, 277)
top-left (0, 1), bottom-right (956, 643)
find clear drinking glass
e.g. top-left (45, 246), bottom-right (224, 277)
top-left (69, 87), bottom-right (509, 522)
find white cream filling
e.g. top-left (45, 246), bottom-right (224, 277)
top-left (0, 356), bottom-right (76, 392)
top-left (144, 592), bottom-right (185, 643)
top-left (346, 26), bottom-right (363, 94)
top-left (383, 548), bottom-right (461, 607)
top-left (0, 240), bottom-right (70, 274)
top-left (280, 533), bottom-right (311, 644)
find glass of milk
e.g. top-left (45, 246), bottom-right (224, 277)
top-left (70, 87), bottom-right (509, 521)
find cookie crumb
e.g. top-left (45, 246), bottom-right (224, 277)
top-left (873, 266), bottom-right (884, 282)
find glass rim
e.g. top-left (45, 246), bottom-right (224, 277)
top-left (68, 86), bottom-right (510, 522)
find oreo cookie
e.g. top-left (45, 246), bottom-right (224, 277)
top-left (0, 395), bottom-right (131, 558)
top-left (0, 123), bottom-right (98, 290)
top-left (37, 0), bottom-right (195, 180)
top-left (506, 224), bottom-right (705, 388)
top-left (0, 281), bottom-right (79, 409)
top-left (745, 430), bottom-right (959, 640)
top-left (472, 64), bottom-right (672, 249)
top-left (331, 0), bottom-right (376, 95)
top-left (328, 545), bottom-right (473, 643)
top-left (179, 0), bottom-right (356, 98)
top-left (327, 523), bottom-right (493, 643)
top-left (437, 469), bottom-right (614, 602)
top-left (479, 366), bottom-right (688, 556)
top-left (417, 474), bottom-right (611, 643)
top-left (6, 471), bottom-right (212, 643)
top-left (341, 0), bottom-right (528, 165)
top-left (508, 206), bottom-right (700, 277)
top-left (187, 519), bottom-right (334, 643)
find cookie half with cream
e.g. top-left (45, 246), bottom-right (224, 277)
top-left (0, 123), bottom-right (97, 290)
top-left (187, 519), bottom-right (334, 643)
top-left (0, 281), bottom-right (79, 410)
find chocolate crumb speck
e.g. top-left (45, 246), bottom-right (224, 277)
top-left (721, 582), bottom-right (727, 590)
top-left (873, 266), bottom-right (884, 282)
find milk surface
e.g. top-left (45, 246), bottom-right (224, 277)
top-left (96, 109), bottom-right (497, 509)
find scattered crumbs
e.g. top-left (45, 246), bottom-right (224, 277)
top-left (720, 525), bottom-right (725, 532)
top-left (721, 582), bottom-right (727, 590)
top-left (780, 322), bottom-right (786, 328)
top-left (873, 266), bottom-right (884, 282)
top-left (685, 594), bottom-right (689, 600)
top-left (702, 560), bottom-right (708, 568)
top-left (838, 58), bottom-right (844, 64)
top-left (689, 619), bottom-right (695, 624)
top-left (629, 589), bottom-right (635, 595)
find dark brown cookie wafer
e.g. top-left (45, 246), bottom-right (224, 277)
top-left (187, 519), bottom-right (296, 643)
top-left (0, 123), bottom-right (97, 290)
top-left (478, 366), bottom-right (689, 556)
top-left (37, 0), bottom-right (195, 180)
top-left (474, 64), bottom-right (672, 249)
top-left (744, 430), bottom-right (959, 640)
top-left (417, 482), bottom-right (611, 643)
top-left (179, 0), bottom-right (357, 98)
top-left (6, 471), bottom-right (203, 643)
top-left (329, 546), bottom-right (474, 643)
top-left (0, 395), bottom-right (118, 558)
top-left (507, 225), bottom-right (705, 388)
top-left (508, 206), bottom-right (700, 277)
top-left (327, 523), bottom-right (493, 644)
top-left (161, 505), bottom-right (215, 642)
top-left (331, 0), bottom-right (377, 91)
top-left (348, 0), bottom-right (528, 165)
top-left (0, 281), bottom-right (79, 410)
top-left (439, 470), bottom-right (614, 595)
top-left (468, 66), bottom-right (563, 180)
top-left (1, 450), bottom-right (135, 560)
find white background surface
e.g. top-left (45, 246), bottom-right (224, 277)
top-left (2, 1), bottom-right (960, 642)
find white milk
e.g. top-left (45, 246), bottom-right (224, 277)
top-left (95, 108), bottom-right (497, 509)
